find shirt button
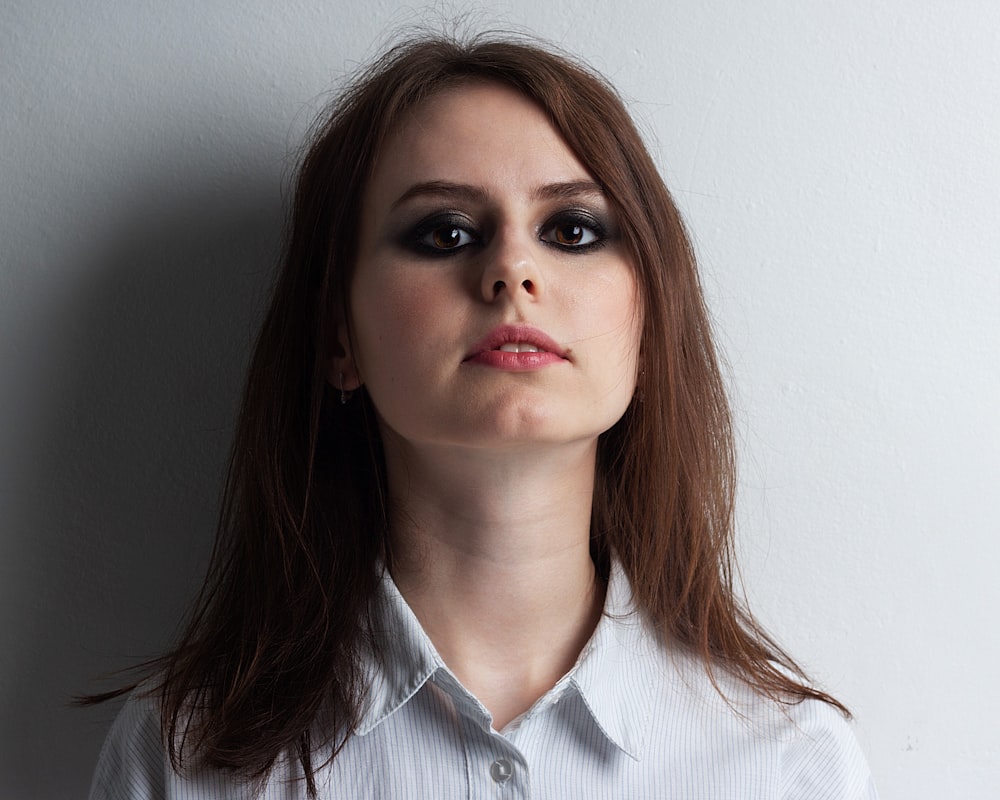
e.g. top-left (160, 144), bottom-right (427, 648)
top-left (490, 757), bottom-right (514, 784)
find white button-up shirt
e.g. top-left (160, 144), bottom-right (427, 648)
top-left (91, 563), bottom-right (878, 799)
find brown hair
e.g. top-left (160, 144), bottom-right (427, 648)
top-left (89, 32), bottom-right (847, 795)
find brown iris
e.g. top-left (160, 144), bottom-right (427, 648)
top-left (552, 223), bottom-right (585, 246)
top-left (432, 226), bottom-right (462, 248)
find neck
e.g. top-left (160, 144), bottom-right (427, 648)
top-left (383, 435), bottom-right (606, 730)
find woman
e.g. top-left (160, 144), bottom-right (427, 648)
top-left (89, 34), bottom-right (877, 799)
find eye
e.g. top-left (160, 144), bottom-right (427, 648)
top-left (546, 222), bottom-right (598, 247)
top-left (421, 224), bottom-right (475, 250)
top-left (540, 211), bottom-right (607, 252)
top-left (407, 215), bottom-right (479, 256)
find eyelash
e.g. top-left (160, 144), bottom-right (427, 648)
top-left (406, 210), bottom-right (610, 257)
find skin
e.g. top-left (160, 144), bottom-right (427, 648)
top-left (334, 81), bottom-right (641, 730)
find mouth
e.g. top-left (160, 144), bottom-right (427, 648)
top-left (464, 324), bottom-right (568, 361)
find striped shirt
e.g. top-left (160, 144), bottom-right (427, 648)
top-left (90, 563), bottom-right (878, 799)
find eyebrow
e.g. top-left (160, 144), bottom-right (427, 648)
top-left (390, 180), bottom-right (605, 210)
top-left (532, 180), bottom-right (605, 202)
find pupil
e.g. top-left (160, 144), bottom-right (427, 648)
top-left (434, 227), bottom-right (460, 248)
top-left (559, 224), bottom-right (583, 244)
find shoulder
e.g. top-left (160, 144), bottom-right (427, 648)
top-left (778, 697), bottom-right (879, 800)
top-left (650, 651), bottom-right (877, 800)
top-left (89, 690), bottom-right (275, 800)
top-left (89, 690), bottom-right (170, 800)
top-left (593, 567), bottom-right (878, 798)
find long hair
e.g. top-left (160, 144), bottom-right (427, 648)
top-left (89, 33), bottom-right (847, 794)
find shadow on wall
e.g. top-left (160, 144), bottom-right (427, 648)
top-left (2, 161), bottom-right (283, 796)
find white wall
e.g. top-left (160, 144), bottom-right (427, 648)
top-left (2, 1), bottom-right (997, 797)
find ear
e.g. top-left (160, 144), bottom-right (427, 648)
top-left (326, 320), bottom-right (362, 392)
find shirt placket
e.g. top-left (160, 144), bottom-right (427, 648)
top-left (458, 712), bottom-right (530, 800)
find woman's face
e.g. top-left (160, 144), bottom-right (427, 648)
top-left (347, 81), bottom-right (641, 457)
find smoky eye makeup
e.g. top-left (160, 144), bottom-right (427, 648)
top-left (539, 207), bottom-right (615, 253)
top-left (395, 211), bottom-right (481, 257)
top-left (389, 202), bottom-right (618, 257)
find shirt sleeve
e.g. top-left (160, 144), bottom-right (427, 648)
top-left (89, 691), bottom-right (170, 800)
top-left (89, 693), bottom-right (283, 800)
top-left (781, 699), bottom-right (879, 800)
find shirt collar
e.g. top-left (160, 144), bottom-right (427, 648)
top-left (355, 561), bottom-right (661, 761)
top-left (567, 560), bottom-right (660, 761)
top-left (354, 564), bottom-right (445, 736)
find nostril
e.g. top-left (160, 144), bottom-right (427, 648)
top-left (521, 279), bottom-right (534, 292)
top-left (492, 280), bottom-right (505, 296)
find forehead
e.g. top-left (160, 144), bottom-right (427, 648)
top-left (365, 81), bottom-right (594, 205)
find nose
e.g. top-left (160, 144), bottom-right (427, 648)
top-left (479, 230), bottom-right (542, 303)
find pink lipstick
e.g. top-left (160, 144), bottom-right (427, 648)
top-left (464, 324), bottom-right (568, 370)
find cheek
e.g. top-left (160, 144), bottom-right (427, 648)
top-left (611, 270), bottom-right (643, 353)
top-left (350, 270), bottom-right (459, 379)
top-left (576, 270), bottom-right (641, 354)
top-left (594, 272), bottom-right (643, 402)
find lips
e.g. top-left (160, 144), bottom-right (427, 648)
top-left (464, 324), bottom-right (568, 360)
top-left (463, 324), bottom-right (569, 370)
